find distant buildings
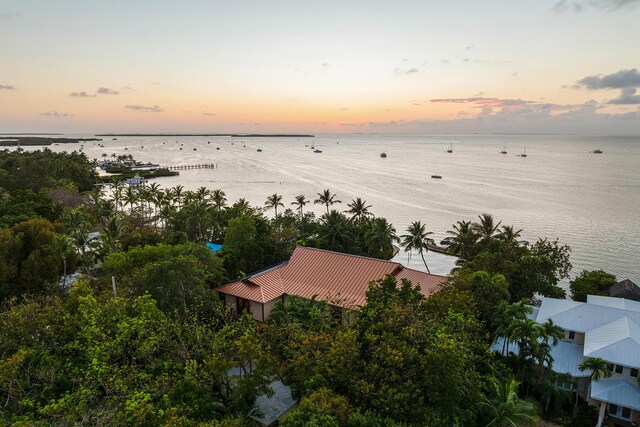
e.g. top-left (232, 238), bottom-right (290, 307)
top-left (216, 246), bottom-right (446, 322)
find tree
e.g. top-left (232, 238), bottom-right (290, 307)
top-left (570, 269), bottom-right (617, 302)
top-left (400, 220), bottom-right (434, 273)
top-left (317, 210), bottom-right (352, 252)
top-left (264, 193), bottom-right (285, 217)
top-left (447, 220), bottom-right (478, 263)
top-left (345, 198), bottom-right (373, 223)
top-left (314, 189), bottom-right (341, 215)
top-left (364, 217), bottom-right (399, 259)
top-left (291, 195), bottom-right (309, 219)
top-left (211, 189), bottom-right (227, 211)
top-left (48, 235), bottom-right (76, 287)
top-left (478, 378), bottom-right (539, 427)
top-left (579, 356), bottom-right (612, 425)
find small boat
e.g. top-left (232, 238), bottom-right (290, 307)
top-left (179, 148), bottom-right (182, 150)
top-left (124, 147), bottom-right (128, 151)
top-left (207, 141), bottom-right (210, 144)
top-left (314, 149), bottom-right (322, 153)
top-left (216, 147), bottom-right (220, 150)
top-left (446, 143), bottom-right (453, 153)
top-left (141, 146), bottom-right (144, 149)
top-left (257, 149), bottom-right (262, 152)
top-left (380, 153), bottom-right (387, 158)
top-left (440, 237), bottom-right (453, 246)
top-left (431, 175), bottom-right (442, 179)
top-left (193, 148), bottom-right (197, 151)
top-left (112, 138), bottom-right (117, 140)
top-left (592, 149), bottom-right (603, 154)
top-left (500, 143), bottom-right (507, 155)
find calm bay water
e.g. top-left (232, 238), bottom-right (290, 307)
top-left (14, 133), bottom-right (640, 287)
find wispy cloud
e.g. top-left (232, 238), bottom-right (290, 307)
top-left (394, 67), bottom-right (419, 75)
top-left (70, 91), bottom-right (95, 98)
top-left (553, 0), bottom-right (639, 12)
top-left (0, 12), bottom-right (20, 20)
top-left (97, 87), bottom-right (120, 95)
top-left (125, 104), bottom-right (163, 113)
top-left (202, 111), bottom-right (216, 116)
top-left (0, 84), bottom-right (15, 90)
top-left (39, 111), bottom-right (74, 118)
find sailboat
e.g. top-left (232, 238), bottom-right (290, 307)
top-left (500, 143), bottom-right (507, 155)
top-left (446, 143), bottom-right (453, 153)
top-left (520, 147), bottom-right (527, 157)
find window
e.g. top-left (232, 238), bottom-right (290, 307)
top-left (609, 403), bottom-right (633, 420)
top-left (568, 331), bottom-right (575, 339)
top-left (631, 368), bottom-right (638, 377)
top-left (615, 364), bottom-right (624, 374)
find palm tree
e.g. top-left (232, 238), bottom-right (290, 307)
top-left (211, 189), bottom-right (227, 211)
top-left (400, 221), bottom-right (435, 273)
top-left (473, 213), bottom-right (502, 247)
top-left (291, 194), bottom-right (309, 219)
top-left (264, 193), bottom-right (285, 217)
top-left (123, 186), bottom-right (139, 214)
top-left (171, 185), bottom-right (185, 208)
top-left (365, 217), bottom-right (399, 260)
top-left (447, 220), bottom-right (478, 263)
top-left (498, 225), bottom-right (523, 244)
top-left (345, 198), bottom-right (373, 223)
top-left (233, 198), bottom-right (252, 215)
top-left (478, 377), bottom-right (539, 427)
top-left (194, 186), bottom-right (211, 202)
top-left (318, 210), bottom-right (352, 251)
top-left (101, 216), bottom-right (126, 254)
top-left (314, 189), bottom-right (341, 215)
top-left (579, 356), bottom-right (612, 426)
top-left (49, 235), bottom-right (76, 287)
top-left (184, 200), bottom-right (216, 242)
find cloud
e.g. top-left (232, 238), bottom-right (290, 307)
top-left (575, 69), bottom-right (640, 104)
top-left (0, 12), bottom-right (20, 20)
top-left (608, 87), bottom-right (640, 104)
top-left (577, 69), bottom-right (640, 89)
top-left (0, 84), bottom-right (15, 90)
top-left (97, 87), bottom-right (120, 95)
top-left (553, 0), bottom-right (639, 11)
top-left (70, 91), bottom-right (95, 97)
top-left (125, 104), bottom-right (163, 112)
top-left (202, 111), bottom-right (216, 116)
top-left (394, 67), bottom-right (419, 75)
top-left (39, 111), bottom-right (74, 118)
top-left (121, 86), bottom-right (135, 91)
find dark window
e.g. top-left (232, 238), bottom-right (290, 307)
top-left (608, 363), bottom-right (614, 372)
top-left (568, 331), bottom-right (575, 339)
top-left (622, 406), bottom-right (631, 418)
top-left (631, 368), bottom-right (639, 377)
top-left (610, 403), bottom-right (619, 414)
top-left (615, 364), bottom-right (624, 374)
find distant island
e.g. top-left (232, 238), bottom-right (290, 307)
top-left (94, 133), bottom-right (315, 138)
top-left (0, 136), bottom-right (102, 146)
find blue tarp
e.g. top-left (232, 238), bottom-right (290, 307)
top-left (206, 242), bottom-right (223, 252)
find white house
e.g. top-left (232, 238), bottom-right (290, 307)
top-left (506, 295), bottom-right (640, 426)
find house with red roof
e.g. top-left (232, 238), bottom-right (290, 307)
top-left (216, 246), bottom-right (446, 321)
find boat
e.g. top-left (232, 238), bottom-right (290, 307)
top-left (431, 175), bottom-right (442, 179)
top-left (257, 149), bottom-right (262, 152)
top-left (112, 138), bottom-right (117, 140)
top-left (520, 147), bottom-right (527, 157)
top-left (500, 143), bottom-right (507, 155)
top-left (313, 149), bottom-right (322, 153)
top-left (216, 147), bottom-right (220, 150)
top-left (193, 148), bottom-right (197, 151)
top-left (592, 149), bottom-right (603, 154)
top-left (440, 237), bottom-right (453, 246)
top-left (446, 143), bottom-right (453, 153)
top-left (380, 153), bottom-right (387, 158)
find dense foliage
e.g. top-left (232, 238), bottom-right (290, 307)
top-left (0, 149), bottom-right (613, 426)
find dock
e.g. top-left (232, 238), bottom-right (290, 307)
top-left (164, 164), bottom-right (218, 170)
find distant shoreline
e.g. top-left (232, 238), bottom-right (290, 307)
top-left (0, 136), bottom-right (101, 146)
top-left (95, 133), bottom-right (315, 138)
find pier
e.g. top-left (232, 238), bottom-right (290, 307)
top-left (164, 164), bottom-right (218, 170)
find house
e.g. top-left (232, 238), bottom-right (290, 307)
top-left (216, 246), bottom-right (446, 322)
top-left (610, 279), bottom-right (640, 302)
top-left (501, 295), bottom-right (640, 426)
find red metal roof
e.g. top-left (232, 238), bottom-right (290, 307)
top-left (216, 247), bottom-right (446, 308)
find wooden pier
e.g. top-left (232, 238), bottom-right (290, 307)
top-left (164, 164), bottom-right (218, 170)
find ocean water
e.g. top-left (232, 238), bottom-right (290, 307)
top-left (11, 133), bottom-right (640, 286)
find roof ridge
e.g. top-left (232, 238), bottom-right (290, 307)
top-left (294, 246), bottom-right (401, 266)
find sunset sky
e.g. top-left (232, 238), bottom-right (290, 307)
top-left (1, 0), bottom-right (639, 134)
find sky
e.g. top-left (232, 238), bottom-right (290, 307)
top-left (1, 0), bottom-right (639, 134)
